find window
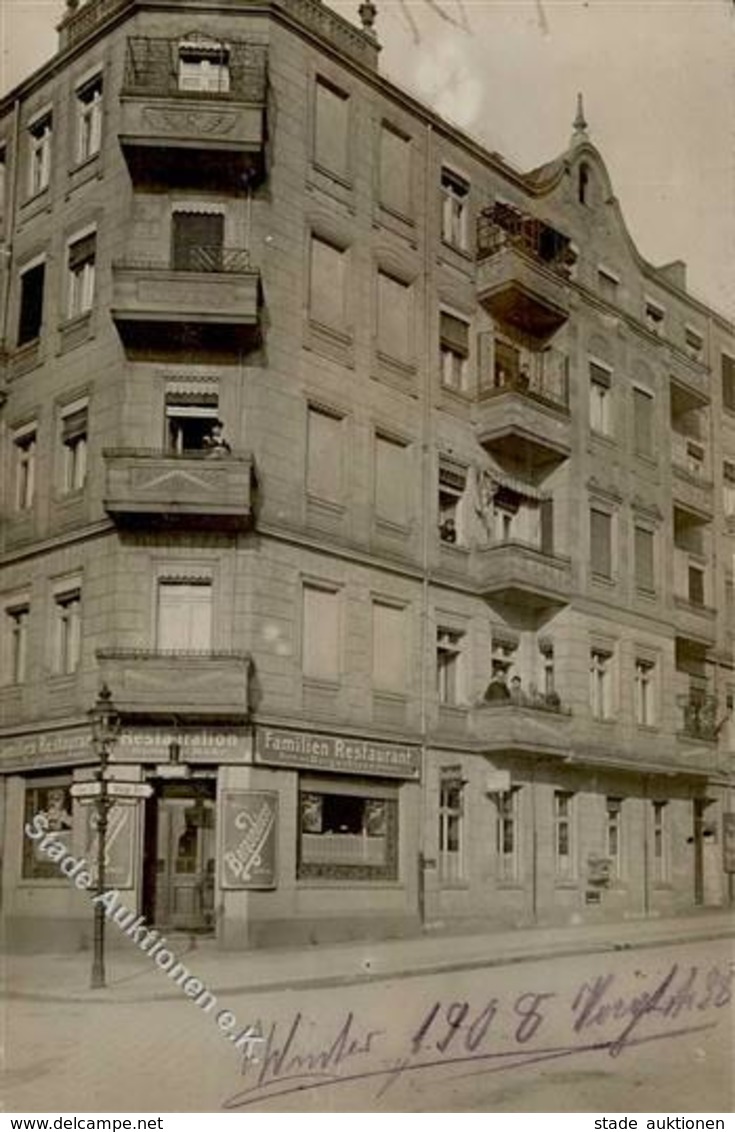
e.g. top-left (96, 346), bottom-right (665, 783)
top-left (685, 327), bottom-right (704, 363)
top-left (156, 578), bottom-right (212, 651)
top-left (540, 641), bottom-right (556, 698)
top-left (377, 270), bottom-right (412, 362)
top-left (652, 800), bottom-right (669, 883)
top-left (578, 163), bottom-right (590, 205)
top-left (723, 354), bottom-right (735, 412)
top-left (684, 441), bottom-right (705, 478)
top-left (306, 405), bottom-right (343, 503)
top-left (309, 235), bottom-right (347, 330)
top-left (436, 628), bottom-right (463, 705)
top-left (60, 403), bottom-right (88, 493)
top-left (178, 39), bottom-right (230, 93)
top-left (53, 588), bottom-right (81, 675)
top-left (635, 659), bottom-right (656, 726)
top-left (28, 113), bottom-right (52, 196)
top-left (13, 425), bottom-right (37, 511)
top-left (314, 77), bottom-right (349, 177)
top-left (438, 462), bottom-right (466, 545)
top-left (17, 262), bottom-right (45, 345)
top-left (165, 380), bottom-right (219, 453)
top-left (496, 789), bottom-right (520, 882)
top-left (688, 564), bottom-right (705, 607)
top-left (590, 648), bottom-right (614, 719)
top-left (590, 507), bottom-right (613, 579)
top-left (172, 211), bottom-right (224, 271)
top-left (0, 147), bottom-right (6, 225)
top-left (379, 123), bottom-right (410, 216)
top-left (645, 300), bottom-right (665, 336)
top-left (724, 461), bottom-right (735, 517)
top-left (439, 768), bottom-right (464, 883)
top-left (491, 638), bottom-right (517, 681)
top-left (67, 233), bottom-right (96, 319)
top-left (76, 74), bottom-right (103, 163)
top-left (439, 312), bottom-right (470, 393)
top-left (4, 602), bottom-right (29, 685)
top-left (606, 797), bottom-right (623, 878)
top-left (375, 433), bottom-right (408, 528)
top-left (633, 387), bottom-right (654, 457)
top-left (441, 168), bottom-right (469, 250)
top-left (597, 268), bottom-right (619, 303)
top-left (23, 779), bottom-right (73, 879)
top-left (302, 584), bottom-right (340, 683)
top-left (634, 525), bottom-right (655, 593)
top-left (299, 779), bottom-right (397, 880)
top-left (372, 601), bottom-right (406, 693)
top-left (554, 790), bottom-right (575, 879)
top-left (589, 362), bottom-right (612, 435)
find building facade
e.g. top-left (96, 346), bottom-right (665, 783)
top-left (0, 0), bottom-right (733, 951)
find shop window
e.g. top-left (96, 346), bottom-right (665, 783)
top-left (722, 354), bottom-right (735, 412)
top-left (178, 39), bottom-right (230, 93)
top-left (22, 779), bottom-right (73, 878)
top-left (76, 74), bottom-right (103, 163)
top-left (309, 235), bottom-right (347, 331)
top-left (439, 311), bottom-right (470, 393)
top-left (634, 525), bottom-right (655, 593)
top-left (441, 168), bottom-right (469, 250)
top-left (590, 507), bottom-right (613, 579)
top-left (379, 122), bottom-right (410, 216)
top-left (589, 362), bottom-right (612, 435)
top-left (439, 767), bottom-right (464, 883)
top-left (156, 577), bottom-right (212, 652)
top-left (372, 600), bottom-right (407, 694)
top-left (302, 583), bottom-right (340, 683)
top-left (53, 587), bottom-right (81, 675)
top-left (165, 380), bottom-right (219, 453)
top-left (375, 433), bottom-right (408, 528)
top-left (377, 270), bottom-right (412, 363)
top-left (172, 210), bottom-right (224, 272)
top-left (652, 800), bottom-right (669, 883)
top-left (590, 647), bottom-right (614, 720)
top-left (635, 658), bottom-right (656, 726)
top-left (606, 797), bottom-right (624, 878)
top-left (17, 261), bottom-right (45, 346)
top-left (436, 627), bottom-right (464, 706)
top-left (633, 387), bottom-right (654, 458)
top-left (306, 405), bottom-right (343, 504)
top-left (554, 790), bottom-right (575, 880)
top-left (67, 233), bottom-right (96, 319)
top-left (13, 424), bottom-right (37, 510)
top-left (438, 461), bottom-right (466, 545)
top-left (298, 779), bottom-right (398, 880)
top-left (28, 113), bottom-right (52, 196)
top-left (496, 788), bottom-right (520, 882)
top-left (60, 402), bottom-right (88, 493)
top-left (3, 601), bottom-right (30, 685)
top-left (314, 77), bottom-right (349, 178)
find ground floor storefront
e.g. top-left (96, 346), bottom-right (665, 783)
top-left (1, 721), bottom-right (733, 951)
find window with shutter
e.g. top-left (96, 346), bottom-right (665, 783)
top-left (307, 406), bottom-right (343, 503)
top-left (309, 236), bottom-right (346, 329)
top-left (377, 271), bottom-right (411, 361)
top-left (439, 312), bottom-right (470, 392)
top-left (302, 585), bottom-right (340, 682)
top-left (589, 362), bottom-right (612, 435)
top-left (314, 78), bottom-right (349, 177)
top-left (634, 526), bottom-right (655, 592)
top-left (688, 566), bottom-right (705, 607)
top-left (156, 580), bottom-right (213, 651)
top-left (590, 508), bottom-right (612, 578)
top-left (375, 434), bottom-right (408, 527)
top-left (60, 403), bottom-right (88, 492)
top-left (380, 124), bottom-right (411, 216)
top-left (76, 75), bottom-right (103, 162)
top-left (372, 601), bottom-right (407, 692)
top-left (67, 233), bottom-right (96, 318)
top-left (633, 388), bottom-right (654, 457)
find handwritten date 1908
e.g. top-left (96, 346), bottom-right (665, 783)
top-left (411, 990), bottom-right (555, 1055)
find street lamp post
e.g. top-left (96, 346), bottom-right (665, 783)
top-left (88, 683), bottom-right (120, 990)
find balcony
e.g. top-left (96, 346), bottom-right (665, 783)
top-left (475, 540), bottom-right (572, 608)
top-left (103, 449), bottom-right (254, 530)
top-left (477, 336), bottom-right (570, 469)
top-left (119, 37), bottom-right (267, 185)
top-left (96, 648), bottom-right (252, 720)
top-left (476, 204), bottom-right (573, 338)
top-left (676, 694), bottom-right (719, 743)
top-left (472, 693), bottom-right (572, 754)
top-left (671, 433), bottom-right (713, 515)
top-left (111, 248), bottom-right (260, 356)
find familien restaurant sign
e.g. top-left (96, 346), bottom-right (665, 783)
top-left (255, 727), bottom-right (421, 779)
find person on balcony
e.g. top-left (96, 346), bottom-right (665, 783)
top-left (484, 671), bottom-right (511, 702)
top-left (203, 419), bottom-right (232, 457)
top-left (509, 675), bottom-right (524, 704)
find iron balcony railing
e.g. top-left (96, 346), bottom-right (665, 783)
top-left (117, 246), bottom-right (252, 275)
top-left (103, 447), bottom-right (251, 461)
top-left (477, 202), bottom-right (575, 276)
top-left (677, 693), bottom-right (719, 741)
top-left (122, 37), bottom-right (267, 103)
top-left (97, 648), bottom-right (252, 662)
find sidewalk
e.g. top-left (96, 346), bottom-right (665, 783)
top-left (3, 907), bottom-right (733, 1005)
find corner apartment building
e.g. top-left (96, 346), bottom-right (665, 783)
top-left (1, 0), bottom-right (733, 951)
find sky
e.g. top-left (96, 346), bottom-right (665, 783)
top-left (2, 0), bottom-right (734, 317)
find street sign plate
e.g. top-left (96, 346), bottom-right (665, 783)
top-left (107, 782), bottom-right (153, 800)
top-left (70, 781), bottom-right (102, 799)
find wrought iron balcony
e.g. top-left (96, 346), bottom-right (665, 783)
top-left (96, 648), bottom-right (253, 720)
top-left (677, 694), bottom-right (719, 742)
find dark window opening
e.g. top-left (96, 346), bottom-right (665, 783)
top-left (18, 263), bottom-right (45, 346)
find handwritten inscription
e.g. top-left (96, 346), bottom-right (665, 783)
top-left (222, 961), bottom-right (734, 1110)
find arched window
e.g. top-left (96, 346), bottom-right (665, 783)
top-left (578, 163), bottom-right (590, 205)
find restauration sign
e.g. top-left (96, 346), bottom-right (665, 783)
top-left (255, 727), bottom-right (421, 779)
top-left (221, 791), bottom-right (278, 889)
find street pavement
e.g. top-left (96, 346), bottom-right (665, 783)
top-left (2, 930), bottom-right (734, 1113)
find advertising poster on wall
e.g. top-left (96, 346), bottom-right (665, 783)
top-left (221, 790), bottom-right (277, 889)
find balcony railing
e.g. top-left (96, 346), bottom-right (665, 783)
top-left (479, 687), bottom-right (571, 715)
top-left (477, 203), bottom-right (575, 276)
top-left (677, 694), bottom-right (719, 741)
top-left (120, 247), bottom-right (252, 275)
top-left (123, 37), bottom-right (267, 103)
top-left (479, 337), bottom-right (569, 410)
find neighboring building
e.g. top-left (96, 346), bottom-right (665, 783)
top-left (0, 0), bottom-right (733, 951)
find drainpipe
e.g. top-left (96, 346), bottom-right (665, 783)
top-left (642, 776), bottom-right (650, 916)
top-left (530, 762), bottom-right (538, 921)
